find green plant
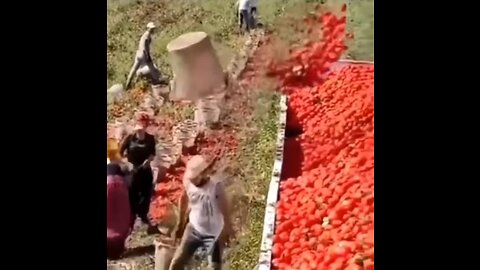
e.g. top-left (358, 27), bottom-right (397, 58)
top-left (225, 91), bottom-right (280, 269)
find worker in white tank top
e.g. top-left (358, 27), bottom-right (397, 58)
top-left (169, 155), bottom-right (233, 270)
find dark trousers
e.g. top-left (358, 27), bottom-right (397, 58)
top-left (250, 7), bottom-right (257, 25)
top-left (129, 166), bottom-right (153, 223)
top-left (126, 58), bottom-right (162, 89)
top-left (169, 224), bottom-right (222, 270)
top-left (107, 236), bottom-right (126, 260)
top-left (239, 9), bottom-right (251, 31)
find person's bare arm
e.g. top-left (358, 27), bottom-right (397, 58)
top-left (175, 190), bottom-right (189, 239)
top-left (216, 182), bottom-right (233, 239)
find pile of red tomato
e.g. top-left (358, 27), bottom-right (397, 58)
top-left (148, 129), bottom-right (238, 226)
top-left (268, 7), bottom-right (374, 270)
top-left (148, 166), bottom-right (185, 224)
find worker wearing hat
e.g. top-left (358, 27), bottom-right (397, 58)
top-left (169, 155), bottom-right (234, 270)
top-left (119, 113), bottom-right (157, 225)
top-left (126, 22), bottom-right (163, 89)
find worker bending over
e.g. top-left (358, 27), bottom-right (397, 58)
top-left (126, 22), bottom-right (163, 89)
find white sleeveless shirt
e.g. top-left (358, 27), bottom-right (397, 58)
top-left (185, 180), bottom-right (224, 238)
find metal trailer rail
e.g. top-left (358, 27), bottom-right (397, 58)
top-left (257, 60), bottom-right (374, 270)
top-left (331, 59), bottom-right (375, 72)
top-left (338, 59), bottom-right (374, 64)
top-left (257, 94), bottom-right (287, 270)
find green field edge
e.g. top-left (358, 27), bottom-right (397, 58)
top-left (225, 91), bottom-right (280, 269)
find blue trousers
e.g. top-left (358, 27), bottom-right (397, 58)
top-left (169, 223), bottom-right (222, 270)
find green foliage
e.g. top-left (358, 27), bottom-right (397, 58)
top-left (107, 0), bottom-right (241, 89)
top-left (346, 0), bottom-right (374, 61)
top-left (226, 91), bottom-right (280, 270)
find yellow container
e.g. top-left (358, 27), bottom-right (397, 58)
top-left (107, 138), bottom-right (122, 161)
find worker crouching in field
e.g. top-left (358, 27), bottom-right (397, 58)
top-left (120, 114), bottom-right (156, 226)
top-left (107, 163), bottom-right (133, 260)
top-left (169, 155), bottom-right (234, 270)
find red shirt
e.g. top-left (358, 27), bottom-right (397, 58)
top-left (107, 175), bottom-right (132, 241)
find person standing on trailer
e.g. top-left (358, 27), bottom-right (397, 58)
top-left (119, 114), bottom-right (156, 225)
top-left (126, 22), bottom-right (163, 89)
top-left (169, 155), bottom-right (234, 270)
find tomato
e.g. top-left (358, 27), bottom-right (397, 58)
top-left (364, 259), bottom-right (374, 270)
top-left (268, 7), bottom-right (373, 270)
top-left (345, 264), bottom-right (363, 270)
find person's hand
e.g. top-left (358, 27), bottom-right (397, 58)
top-left (204, 154), bottom-right (220, 171)
top-left (156, 165), bottom-right (167, 180)
top-left (175, 229), bottom-right (182, 241)
top-left (174, 224), bottom-right (185, 241)
top-left (222, 226), bottom-right (235, 245)
top-left (142, 158), bottom-right (153, 168)
top-left (152, 165), bottom-right (167, 184)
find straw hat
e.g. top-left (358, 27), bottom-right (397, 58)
top-left (184, 155), bottom-right (215, 180)
top-left (134, 122), bottom-right (148, 131)
top-left (147, 22), bottom-right (156, 29)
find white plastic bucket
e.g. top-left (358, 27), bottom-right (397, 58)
top-left (107, 84), bottom-right (125, 104)
top-left (153, 238), bottom-right (176, 270)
